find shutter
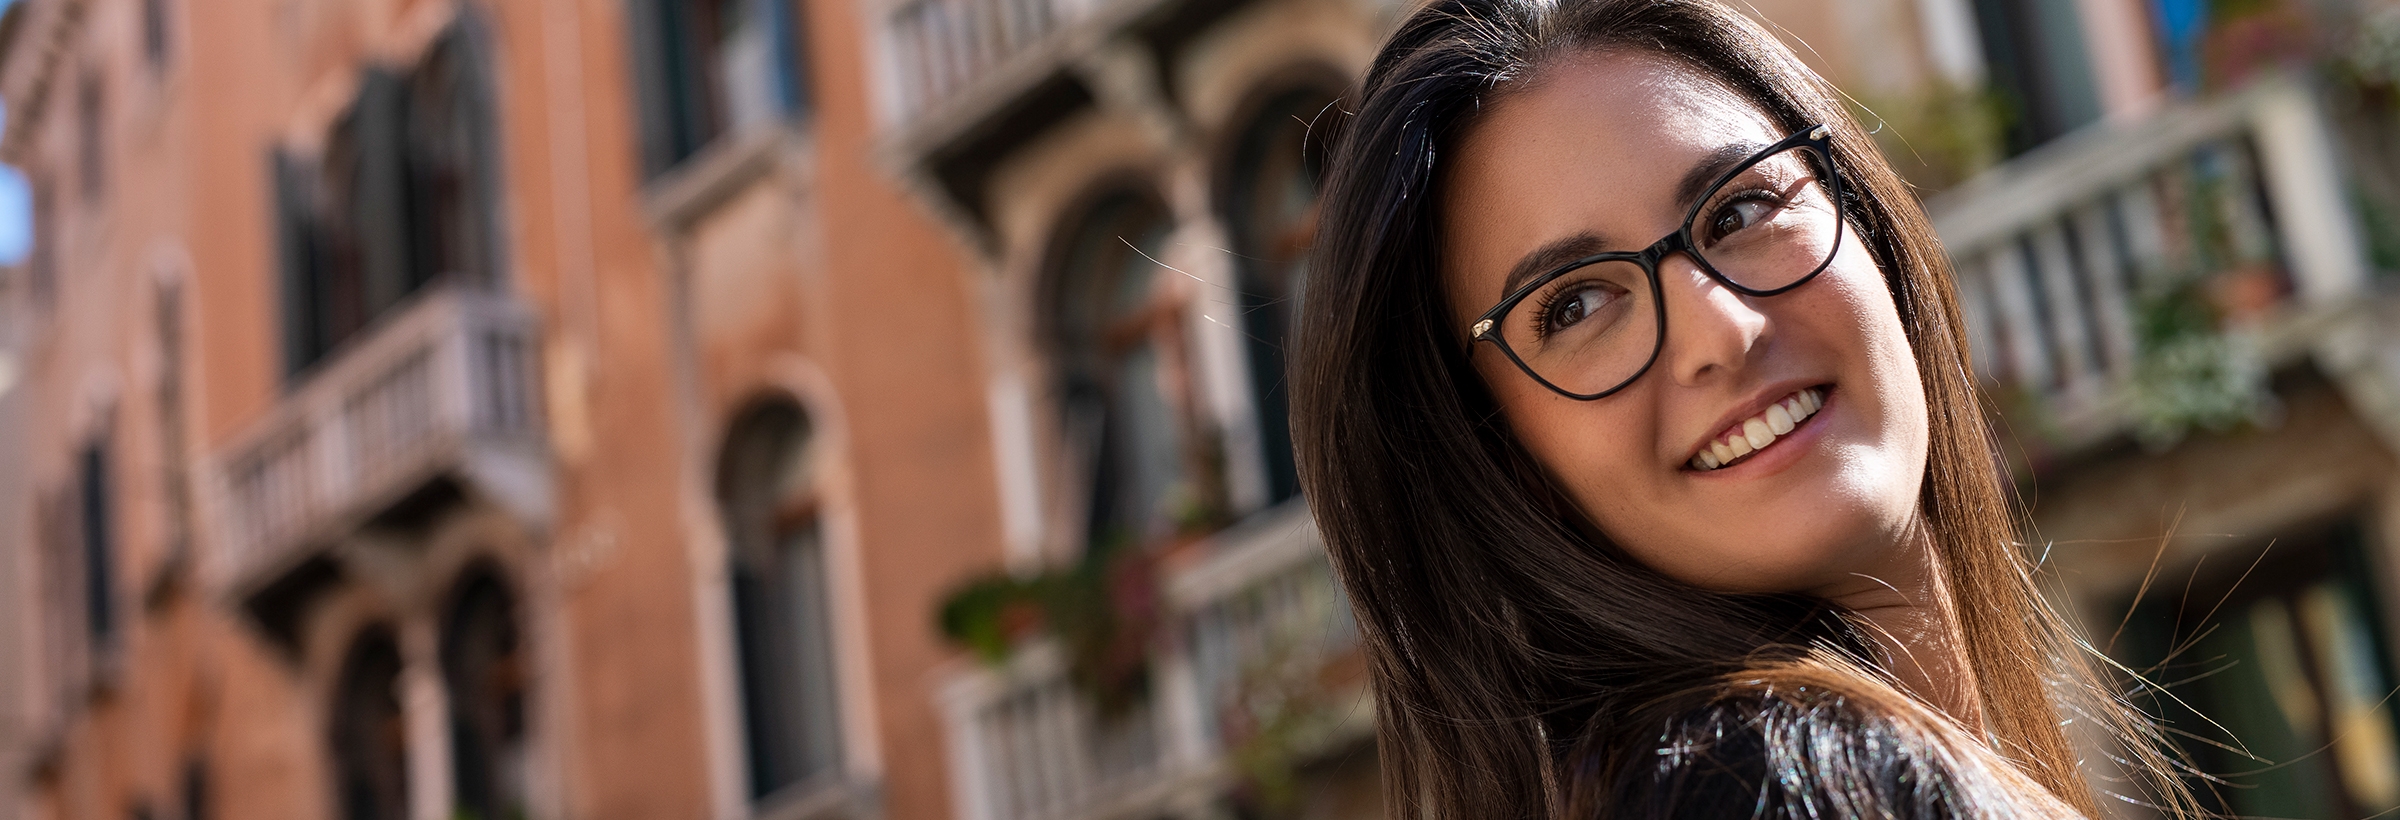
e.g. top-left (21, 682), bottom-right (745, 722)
top-left (771, 0), bottom-right (811, 119)
top-left (457, 34), bottom-right (501, 287)
top-left (625, 0), bottom-right (684, 176)
top-left (408, 25), bottom-right (504, 288)
top-left (78, 443), bottom-right (115, 647)
top-left (353, 68), bottom-right (414, 320)
top-left (664, 2), bottom-right (717, 161)
top-left (272, 151), bottom-right (323, 380)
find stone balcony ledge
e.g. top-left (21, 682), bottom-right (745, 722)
top-left (205, 286), bottom-right (549, 613)
top-left (936, 500), bottom-right (1367, 820)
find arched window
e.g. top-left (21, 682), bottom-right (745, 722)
top-left (406, 26), bottom-right (500, 287)
top-left (329, 627), bottom-right (409, 820)
top-left (442, 569), bottom-right (527, 820)
top-left (1049, 188), bottom-right (1216, 550)
top-left (716, 399), bottom-right (842, 801)
top-left (1222, 85), bottom-right (1335, 505)
top-left (273, 20), bottom-right (499, 378)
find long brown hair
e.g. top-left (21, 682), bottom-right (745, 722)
top-left (1288, 0), bottom-right (2187, 815)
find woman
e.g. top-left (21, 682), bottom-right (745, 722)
top-left (1288, 0), bottom-right (2192, 815)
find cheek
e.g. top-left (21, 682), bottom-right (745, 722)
top-left (1824, 262), bottom-right (1930, 454)
top-left (1476, 355), bottom-right (1658, 502)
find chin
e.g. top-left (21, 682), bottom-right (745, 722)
top-left (1639, 504), bottom-right (1915, 595)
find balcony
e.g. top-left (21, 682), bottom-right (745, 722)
top-left (1925, 73), bottom-right (2387, 455)
top-left (878, 0), bottom-right (1378, 241)
top-left (875, 0), bottom-right (1126, 241)
top-left (938, 504), bottom-right (1365, 820)
top-left (885, 0), bottom-right (1083, 129)
top-left (208, 287), bottom-right (548, 608)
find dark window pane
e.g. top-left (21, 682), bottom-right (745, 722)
top-left (1223, 87), bottom-right (1335, 506)
top-left (182, 757), bottom-right (209, 820)
top-left (77, 442), bottom-right (115, 645)
top-left (352, 69), bottom-right (415, 319)
top-left (717, 401), bottom-right (843, 799)
top-left (330, 628), bottom-right (409, 820)
top-left (272, 151), bottom-right (326, 379)
top-left (2117, 520), bottom-right (2400, 817)
top-left (1051, 190), bottom-right (1204, 549)
top-left (1968, 0), bottom-right (2102, 153)
top-left (443, 571), bottom-right (528, 820)
top-left (78, 73), bottom-right (105, 203)
top-left (29, 177), bottom-right (54, 310)
top-left (275, 22), bottom-right (498, 380)
top-left (628, 0), bottom-right (811, 176)
top-left (407, 28), bottom-right (500, 288)
top-left (143, 0), bottom-right (171, 73)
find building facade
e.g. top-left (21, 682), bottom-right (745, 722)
top-left (0, 0), bottom-right (1007, 818)
top-left (2, 0), bottom-right (2400, 819)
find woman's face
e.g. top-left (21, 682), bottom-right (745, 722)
top-left (1441, 51), bottom-right (1930, 596)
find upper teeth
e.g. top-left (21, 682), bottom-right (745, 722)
top-left (1690, 388), bottom-right (1823, 471)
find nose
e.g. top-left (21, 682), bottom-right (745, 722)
top-left (1658, 254), bottom-right (1768, 387)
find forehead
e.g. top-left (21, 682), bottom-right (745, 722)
top-left (1441, 51), bottom-right (1781, 305)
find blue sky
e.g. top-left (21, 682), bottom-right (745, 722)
top-left (0, 0), bottom-right (25, 266)
top-left (0, 115), bottom-right (24, 266)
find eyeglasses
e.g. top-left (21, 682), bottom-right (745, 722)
top-left (1467, 125), bottom-right (1848, 400)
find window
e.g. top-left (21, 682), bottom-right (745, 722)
top-left (29, 177), bottom-right (54, 311)
top-left (31, 436), bottom-right (121, 689)
top-left (272, 24), bottom-right (498, 379)
top-left (2119, 521), bottom-right (2400, 817)
top-left (1969, 0), bottom-right (2102, 153)
top-left (142, 0), bottom-right (172, 75)
top-left (406, 32), bottom-right (500, 287)
top-left (1048, 189), bottom-right (1221, 550)
top-left (442, 570), bottom-right (528, 820)
top-left (77, 71), bottom-right (105, 204)
top-left (181, 757), bottom-right (209, 820)
top-left (78, 440), bottom-right (117, 647)
top-left (329, 627), bottom-right (409, 820)
top-left (626, 0), bottom-right (812, 176)
top-left (155, 279), bottom-right (191, 556)
top-left (1221, 85), bottom-right (1335, 506)
top-left (716, 400), bottom-right (842, 800)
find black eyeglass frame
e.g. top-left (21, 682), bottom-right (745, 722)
top-left (1465, 124), bottom-right (1848, 401)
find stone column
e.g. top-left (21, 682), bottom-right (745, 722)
top-left (401, 615), bottom-right (456, 820)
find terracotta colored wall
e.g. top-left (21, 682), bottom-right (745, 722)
top-left (2, 0), bottom-right (1006, 817)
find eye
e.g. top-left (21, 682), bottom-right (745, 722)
top-left (1703, 196), bottom-right (1778, 245)
top-left (1539, 282), bottom-right (1618, 334)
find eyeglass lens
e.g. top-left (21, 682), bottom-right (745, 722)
top-left (1496, 142), bottom-right (1843, 397)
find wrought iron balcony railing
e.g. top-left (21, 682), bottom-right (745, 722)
top-left (208, 287), bottom-right (548, 596)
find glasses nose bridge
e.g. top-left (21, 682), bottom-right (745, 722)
top-left (1638, 231), bottom-right (1713, 286)
top-left (1639, 230), bottom-right (1690, 266)
top-left (1640, 232), bottom-right (1720, 296)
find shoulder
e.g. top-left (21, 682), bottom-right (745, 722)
top-left (1573, 677), bottom-right (2081, 820)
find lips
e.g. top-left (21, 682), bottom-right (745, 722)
top-left (1688, 387), bottom-right (1825, 471)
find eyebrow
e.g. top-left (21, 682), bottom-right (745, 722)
top-left (1492, 140), bottom-right (1772, 299)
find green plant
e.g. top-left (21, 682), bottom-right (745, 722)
top-left (1851, 81), bottom-right (2007, 195)
top-left (935, 538), bottom-right (1162, 718)
top-left (2125, 275), bottom-right (2273, 448)
top-left (1219, 633), bottom-right (1346, 819)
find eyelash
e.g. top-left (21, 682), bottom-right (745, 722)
top-left (1528, 280), bottom-right (1596, 338)
top-left (1718, 186), bottom-right (1786, 212)
top-left (1519, 176), bottom-right (1803, 338)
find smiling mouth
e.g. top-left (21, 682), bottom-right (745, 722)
top-left (1688, 387), bottom-right (1826, 471)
